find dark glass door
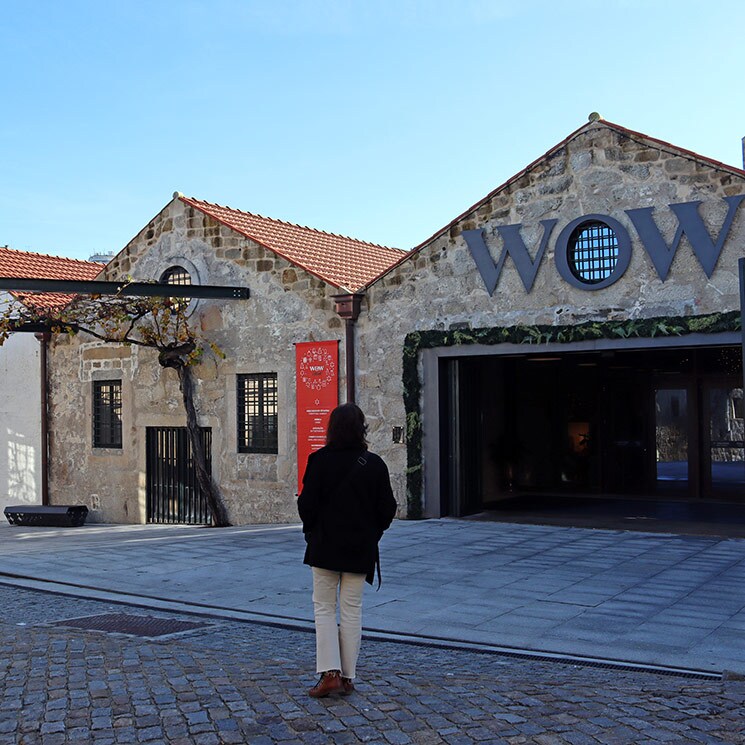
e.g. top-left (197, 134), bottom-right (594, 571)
top-left (654, 387), bottom-right (691, 496)
top-left (603, 377), bottom-right (649, 494)
top-left (703, 381), bottom-right (745, 500)
top-left (440, 359), bottom-right (481, 517)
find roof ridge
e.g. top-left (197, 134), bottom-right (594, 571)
top-left (411, 117), bottom-right (745, 255)
top-left (182, 196), bottom-right (404, 252)
top-left (0, 245), bottom-right (105, 267)
top-left (361, 117), bottom-right (745, 290)
top-left (598, 118), bottom-right (745, 177)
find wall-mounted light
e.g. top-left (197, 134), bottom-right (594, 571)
top-left (392, 426), bottom-right (405, 444)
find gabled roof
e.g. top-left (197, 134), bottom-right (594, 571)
top-left (0, 246), bottom-right (104, 309)
top-left (364, 117), bottom-right (745, 288)
top-left (179, 195), bottom-right (407, 293)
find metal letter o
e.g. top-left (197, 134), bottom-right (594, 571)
top-left (554, 213), bottom-right (632, 291)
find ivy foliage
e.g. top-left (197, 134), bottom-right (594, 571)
top-left (402, 311), bottom-right (741, 519)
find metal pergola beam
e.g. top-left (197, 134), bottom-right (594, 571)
top-left (0, 277), bottom-right (249, 300)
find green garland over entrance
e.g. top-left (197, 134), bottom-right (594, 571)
top-left (402, 310), bottom-right (740, 519)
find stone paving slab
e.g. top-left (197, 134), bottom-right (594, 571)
top-left (1, 519), bottom-right (744, 675)
top-left (1, 584), bottom-right (744, 745)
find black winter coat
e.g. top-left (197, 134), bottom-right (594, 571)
top-left (297, 445), bottom-right (397, 584)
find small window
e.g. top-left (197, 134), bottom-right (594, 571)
top-left (160, 265), bottom-right (192, 309)
top-left (237, 373), bottom-right (278, 453)
top-left (160, 266), bottom-right (192, 285)
top-left (567, 220), bottom-right (619, 284)
top-left (93, 380), bottom-right (122, 448)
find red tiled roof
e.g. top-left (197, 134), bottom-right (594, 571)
top-left (0, 246), bottom-right (104, 309)
top-left (179, 196), bottom-right (407, 292)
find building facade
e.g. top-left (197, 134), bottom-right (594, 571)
top-left (42, 118), bottom-right (745, 524)
top-left (45, 195), bottom-right (405, 524)
top-left (0, 316), bottom-right (41, 510)
top-left (0, 247), bottom-right (102, 512)
top-left (360, 118), bottom-right (745, 518)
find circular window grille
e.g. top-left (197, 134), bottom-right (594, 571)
top-left (567, 221), bottom-right (619, 284)
top-left (159, 266), bottom-right (192, 286)
top-left (159, 265), bottom-right (193, 310)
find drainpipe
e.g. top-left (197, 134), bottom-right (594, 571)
top-left (332, 293), bottom-right (364, 403)
top-left (34, 332), bottom-right (50, 506)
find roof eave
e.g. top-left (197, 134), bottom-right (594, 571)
top-left (179, 196), bottom-right (382, 294)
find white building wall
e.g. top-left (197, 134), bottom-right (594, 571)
top-left (0, 297), bottom-right (42, 509)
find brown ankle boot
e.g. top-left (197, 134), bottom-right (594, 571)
top-left (341, 677), bottom-right (355, 695)
top-left (308, 670), bottom-right (343, 698)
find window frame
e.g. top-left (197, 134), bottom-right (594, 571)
top-left (237, 373), bottom-right (278, 454)
top-left (567, 219), bottom-right (620, 285)
top-left (159, 265), bottom-right (192, 286)
top-left (92, 379), bottom-right (123, 449)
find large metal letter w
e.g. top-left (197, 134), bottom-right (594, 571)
top-left (463, 220), bottom-right (557, 295)
top-left (626, 195), bottom-right (745, 280)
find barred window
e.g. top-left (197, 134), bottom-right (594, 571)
top-left (160, 266), bottom-right (192, 285)
top-left (160, 265), bottom-right (192, 308)
top-left (237, 373), bottom-right (278, 453)
top-left (568, 220), bottom-right (619, 284)
top-left (93, 380), bottom-right (122, 449)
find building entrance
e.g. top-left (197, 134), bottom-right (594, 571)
top-left (146, 426), bottom-right (212, 524)
top-left (439, 346), bottom-right (744, 517)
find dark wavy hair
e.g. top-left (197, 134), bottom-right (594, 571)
top-left (326, 403), bottom-right (368, 450)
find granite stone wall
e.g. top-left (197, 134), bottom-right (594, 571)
top-left (44, 124), bottom-right (745, 524)
top-left (357, 122), bottom-right (745, 516)
top-left (47, 198), bottom-right (357, 524)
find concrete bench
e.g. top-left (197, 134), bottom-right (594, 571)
top-left (4, 505), bottom-right (89, 527)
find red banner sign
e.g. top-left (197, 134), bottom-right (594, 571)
top-left (296, 340), bottom-right (339, 492)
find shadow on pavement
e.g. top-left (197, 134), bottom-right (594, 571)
top-left (467, 494), bottom-right (745, 538)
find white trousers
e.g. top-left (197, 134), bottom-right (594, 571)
top-left (311, 567), bottom-right (366, 678)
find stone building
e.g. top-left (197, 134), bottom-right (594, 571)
top-left (45, 196), bottom-right (405, 524)
top-left (358, 116), bottom-right (745, 518)
top-left (42, 117), bottom-right (745, 524)
top-left (0, 247), bottom-right (102, 512)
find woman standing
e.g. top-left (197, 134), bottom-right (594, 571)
top-left (297, 403), bottom-right (397, 698)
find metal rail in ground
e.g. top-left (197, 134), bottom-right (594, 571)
top-left (0, 573), bottom-right (723, 681)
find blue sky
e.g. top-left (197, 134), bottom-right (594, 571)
top-left (3, 0), bottom-right (745, 260)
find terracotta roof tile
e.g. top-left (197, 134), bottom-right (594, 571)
top-left (179, 196), bottom-right (406, 292)
top-left (0, 246), bottom-right (104, 309)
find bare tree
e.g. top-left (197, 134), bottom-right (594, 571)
top-left (0, 290), bottom-right (231, 526)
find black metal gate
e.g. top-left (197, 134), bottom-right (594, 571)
top-left (146, 427), bottom-right (212, 524)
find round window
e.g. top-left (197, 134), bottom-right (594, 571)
top-left (567, 220), bottom-right (619, 284)
top-left (159, 265), bottom-right (193, 311)
top-left (159, 266), bottom-right (192, 286)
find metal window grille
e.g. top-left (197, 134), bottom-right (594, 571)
top-left (93, 380), bottom-right (123, 448)
top-left (569, 221), bottom-right (619, 283)
top-left (160, 266), bottom-right (192, 285)
top-left (159, 265), bottom-right (192, 308)
top-left (237, 373), bottom-right (278, 453)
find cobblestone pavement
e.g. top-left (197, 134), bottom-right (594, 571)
top-left (1, 585), bottom-right (743, 745)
